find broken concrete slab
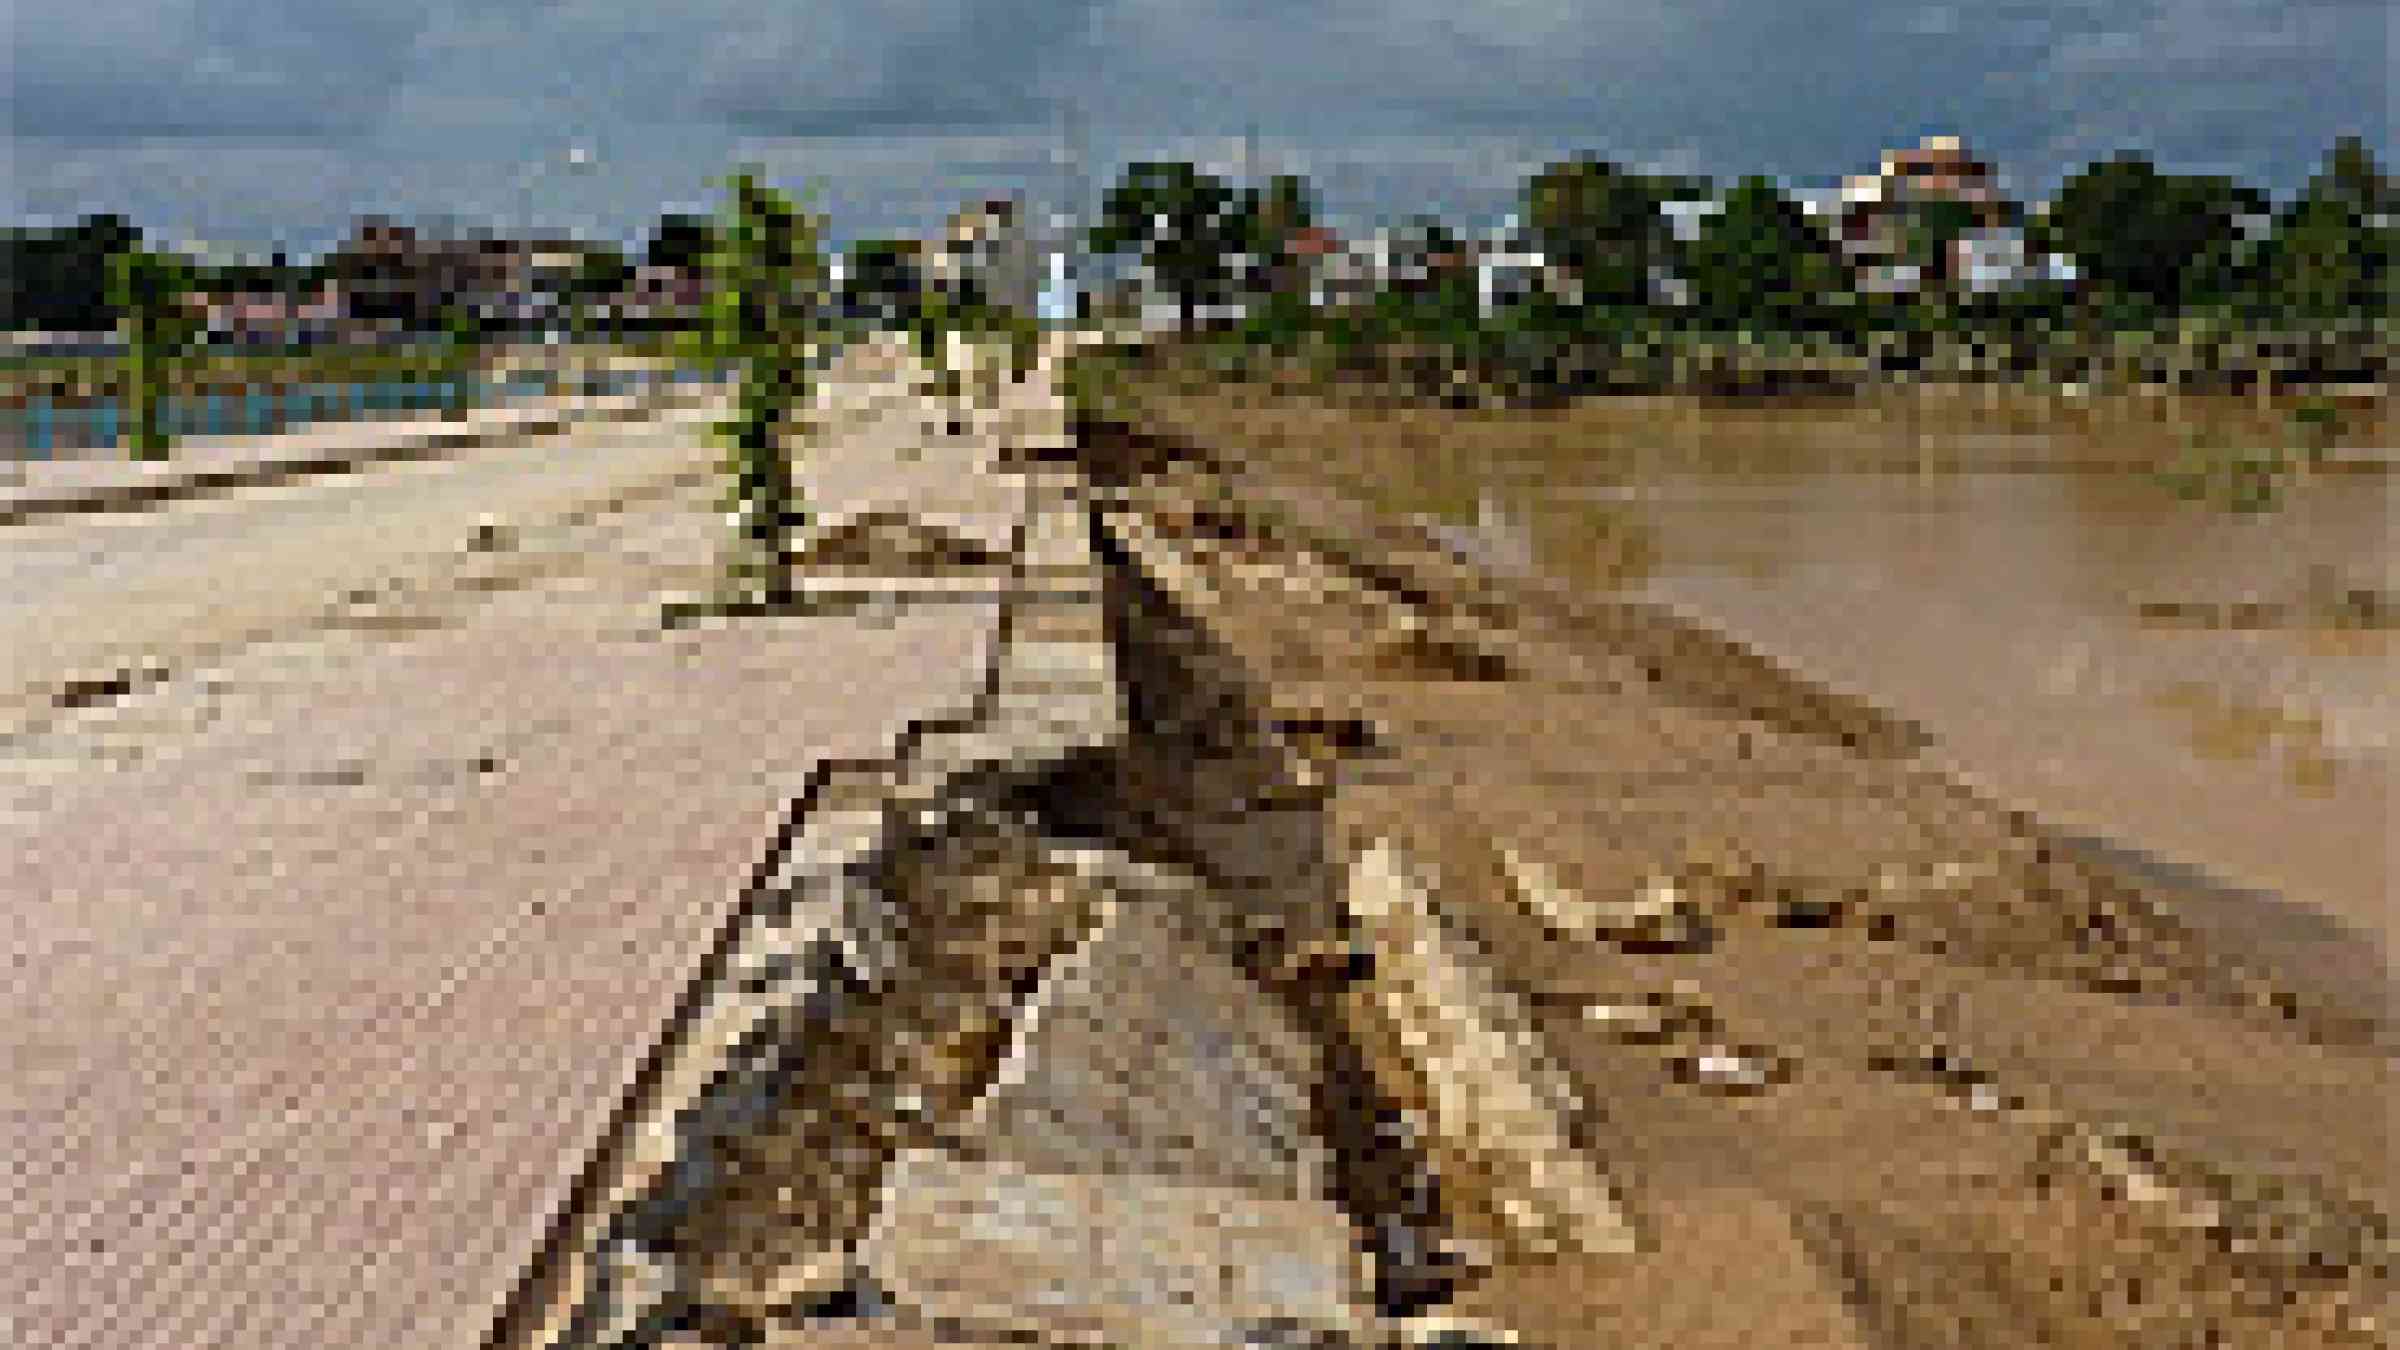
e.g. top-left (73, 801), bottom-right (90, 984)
top-left (860, 1150), bottom-right (1372, 1349)
top-left (1497, 845), bottom-right (1711, 952)
top-left (1339, 837), bottom-right (1641, 1265)
top-left (957, 897), bottom-right (1331, 1200)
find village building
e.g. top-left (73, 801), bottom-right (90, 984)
top-left (930, 197), bottom-right (1045, 317)
top-left (599, 263), bottom-right (707, 330)
top-left (1282, 225), bottom-right (1372, 311)
top-left (320, 221), bottom-right (596, 332)
top-left (1473, 220), bottom-right (1548, 317)
top-left (1831, 134), bottom-right (2062, 294)
top-left (195, 281), bottom-right (349, 348)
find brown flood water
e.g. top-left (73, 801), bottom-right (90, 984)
top-left (1159, 385), bottom-right (2395, 973)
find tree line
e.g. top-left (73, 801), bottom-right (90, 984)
top-left (10, 137), bottom-right (2386, 346)
top-left (1, 214), bottom-right (729, 335)
top-left (1084, 136), bottom-right (2392, 343)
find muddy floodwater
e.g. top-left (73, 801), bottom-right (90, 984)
top-left (1150, 385), bottom-right (2395, 973)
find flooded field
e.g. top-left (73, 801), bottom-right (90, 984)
top-left (1141, 383), bottom-right (2394, 969)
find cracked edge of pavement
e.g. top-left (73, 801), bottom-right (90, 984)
top-left (485, 468), bottom-right (1124, 1350)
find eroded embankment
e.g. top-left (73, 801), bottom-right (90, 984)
top-left (496, 410), bottom-right (2393, 1350)
top-left (1072, 415), bottom-right (2394, 1349)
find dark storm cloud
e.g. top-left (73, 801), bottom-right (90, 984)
top-left (6, 0), bottom-right (439, 140)
top-left (691, 0), bottom-right (1106, 137)
top-left (1067, 0), bottom-right (2383, 194)
top-left (4, 0), bottom-right (2385, 248)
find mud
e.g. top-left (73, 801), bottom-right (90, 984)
top-left (1068, 414), bottom-right (2391, 1347)
top-left (497, 404), bottom-right (2391, 1349)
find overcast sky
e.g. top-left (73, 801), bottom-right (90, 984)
top-left (6, 0), bottom-right (2390, 255)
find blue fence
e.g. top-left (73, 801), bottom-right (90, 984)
top-left (3, 363), bottom-right (730, 457)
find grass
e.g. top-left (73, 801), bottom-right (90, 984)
top-left (1124, 297), bottom-right (2393, 410)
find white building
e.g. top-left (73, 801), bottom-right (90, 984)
top-left (1474, 218), bottom-right (1547, 317)
top-left (932, 198), bottom-right (1045, 316)
top-left (1037, 248), bottom-right (1080, 324)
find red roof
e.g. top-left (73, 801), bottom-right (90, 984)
top-left (1284, 226), bottom-right (1345, 258)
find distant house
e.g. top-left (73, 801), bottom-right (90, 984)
top-left (931, 198), bottom-right (1043, 316)
top-left (1360, 222), bottom-right (1473, 298)
top-left (197, 282), bottom-right (346, 348)
top-left (1283, 225), bottom-right (1345, 263)
top-left (1950, 227), bottom-right (2074, 294)
top-left (602, 264), bottom-right (706, 328)
top-left (1472, 226), bottom-right (1547, 317)
top-left (1278, 226), bottom-right (1370, 310)
top-left (320, 221), bottom-right (601, 332)
top-left (1237, 223), bottom-right (1327, 303)
top-left (1037, 247), bottom-right (1080, 325)
top-left (1835, 135), bottom-right (2020, 294)
top-left (1290, 225), bottom-right (1465, 311)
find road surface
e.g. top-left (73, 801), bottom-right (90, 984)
top-left (0, 399), bottom-right (731, 745)
top-left (2, 340), bottom-right (1054, 1349)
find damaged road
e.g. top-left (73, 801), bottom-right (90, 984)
top-left (497, 364), bottom-right (2392, 1349)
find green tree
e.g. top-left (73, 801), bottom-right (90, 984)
top-left (644, 213), bottom-right (719, 271)
top-left (843, 238), bottom-right (926, 325)
top-left (2292, 135), bottom-right (2396, 220)
top-left (1252, 173), bottom-right (1316, 245)
top-left (2040, 154), bottom-right (2267, 310)
top-left (1679, 177), bottom-right (1847, 333)
top-left (106, 250), bottom-right (201, 459)
top-left (564, 243), bottom-right (632, 342)
top-left (1089, 161), bottom-right (1244, 331)
top-left (571, 243), bottom-right (633, 299)
top-left (1894, 197), bottom-right (1983, 293)
top-left (704, 169), bottom-right (825, 607)
top-left (1523, 156), bottom-right (1695, 307)
top-left (2264, 136), bottom-right (2394, 321)
top-left (4, 214), bottom-right (144, 331)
